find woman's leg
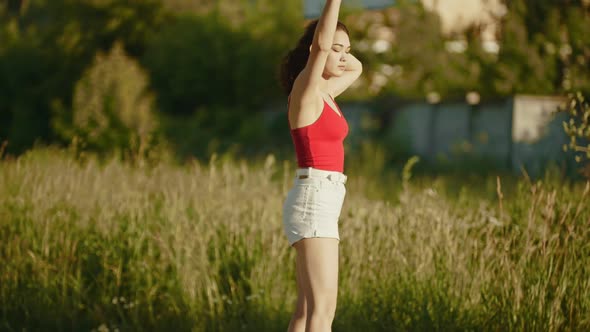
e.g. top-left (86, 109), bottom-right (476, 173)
top-left (294, 238), bottom-right (339, 332)
top-left (287, 249), bottom-right (308, 332)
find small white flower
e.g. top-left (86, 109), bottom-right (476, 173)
top-left (488, 216), bottom-right (503, 226)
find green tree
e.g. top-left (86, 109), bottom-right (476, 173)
top-left (54, 42), bottom-right (157, 156)
top-left (142, 0), bottom-right (302, 115)
top-left (0, 0), bottom-right (165, 154)
top-left (494, 0), bottom-right (590, 95)
top-left (344, 1), bottom-right (494, 101)
top-left (342, 0), bottom-right (590, 100)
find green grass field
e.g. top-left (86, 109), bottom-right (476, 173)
top-left (1, 148), bottom-right (589, 331)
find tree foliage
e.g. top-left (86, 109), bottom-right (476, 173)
top-left (0, 0), bottom-right (589, 156)
top-left (53, 42), bottom-right (157, 155)
top-left (494, 0), bottom-right (590, 95)
top-left (0, 0), bottom-right (164, 154)
top-left (562, 92), bottom-right (590, 177)
top-left (344, 0), bottom-right (590, 100)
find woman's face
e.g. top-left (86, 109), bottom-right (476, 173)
top-left (323, 29), bottom-right (351, 78)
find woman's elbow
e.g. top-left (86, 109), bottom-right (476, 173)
top-left (351, 59), bottom-right (363, 73)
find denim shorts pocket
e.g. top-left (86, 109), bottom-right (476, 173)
top-left (284, 178), bottom-right (318, 225)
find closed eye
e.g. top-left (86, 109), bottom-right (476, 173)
top-left (333, 43), bottom-right (351, 52)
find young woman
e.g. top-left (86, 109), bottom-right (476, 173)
top-left (279, 1), bottom-right (362, 331)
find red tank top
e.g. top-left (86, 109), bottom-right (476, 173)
top-left (288, 96), bottom-right (349, 172)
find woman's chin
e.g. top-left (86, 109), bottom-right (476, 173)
top-left (325, 69), bottom-right (345, 78)
top-left (332, 70), bottom-right (345, 77)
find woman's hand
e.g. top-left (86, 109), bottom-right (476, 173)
top-left (345, 53), bottom-right (363, 73)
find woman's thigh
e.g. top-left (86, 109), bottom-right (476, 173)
top-left (294, 238), bottom-right (339, 304)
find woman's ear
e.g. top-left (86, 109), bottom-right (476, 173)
top-left (309, 45), bottom-right (312, 52)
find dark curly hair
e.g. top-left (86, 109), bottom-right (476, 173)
top-left (280, 19), bottom-right (349, 95)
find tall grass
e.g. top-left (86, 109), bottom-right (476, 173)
top-left (1, 148), bottom-right (589, 331)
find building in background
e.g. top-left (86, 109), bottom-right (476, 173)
top-left (422, 0), bottom-right (505, 35)
top-left (423, 0), bottom-right (504, 53)
top-left (377, 95), bottom-right (571, 175)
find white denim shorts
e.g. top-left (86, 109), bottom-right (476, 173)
top-left (282, 167), bottom-right (347, 246)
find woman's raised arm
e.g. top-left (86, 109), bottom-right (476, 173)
top-left (296, 0), bottom-right (342, 101)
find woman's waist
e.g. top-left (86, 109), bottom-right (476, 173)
top-left (295, 167), bottom-right (347, 184)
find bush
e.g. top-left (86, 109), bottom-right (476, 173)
top-left (53, 42), bottom-right (158, 158)
top-left (562, 92), bottom-right (590, 178)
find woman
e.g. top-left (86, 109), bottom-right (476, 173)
top-left (279, 1), bottom-right (362, 331)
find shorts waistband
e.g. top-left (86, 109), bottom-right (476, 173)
top-left (295, 167), bottom-right (347, 184)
